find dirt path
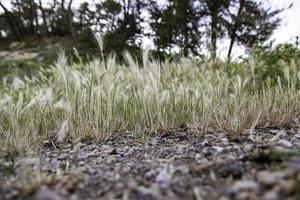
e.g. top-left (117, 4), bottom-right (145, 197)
top-left (0, 51), bottom-right (39, 61)
top-left (1, 127), bottom-right (300, 200)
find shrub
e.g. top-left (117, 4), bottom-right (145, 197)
top-left (248, 41), bottom-right (300, 85)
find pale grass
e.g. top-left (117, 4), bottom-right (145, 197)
top-left (0, 50), bottom-right (300, 155)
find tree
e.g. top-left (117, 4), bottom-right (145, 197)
top-left (96, 0), bottom-right (147, 54)
top-left (0, 0), bottom-right (287, 61)
top-left (0, 1), bottom-right (18, 40)
top-left (225, 0), bottom-right (285, 61)
top-left (201, 0), bottom-right (230, 60)
top-left (45, 0), bottom-right (75, 37)
top-left (93, 0), bottom-right (122, 33)
top-left (38, 0), bottom-right (49, 36)
top-left (77, 2), bottom-right (95, 28)
top-left (150, 0), bottom-right (203, 57)
top-left (10, 0), bottom-right (40, 36)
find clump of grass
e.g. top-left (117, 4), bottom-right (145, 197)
top-left (1, 41), bottom-right (300, 155)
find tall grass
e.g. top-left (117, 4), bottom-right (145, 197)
top-left (0, 47), bottom-right (300, 155)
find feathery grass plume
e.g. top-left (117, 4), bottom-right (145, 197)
top-left (94, 33), bottom-right (107, 69)
top-left (95, 34), bottom-right (104, 53)
top-left (142, 48), bottom-right (150, 68)
top-left (55, 120), bottom-right (70, 144)
top-left (123, 50), bottom-right (138, 68)
top-left (0, 50), bottom-right (300, 155)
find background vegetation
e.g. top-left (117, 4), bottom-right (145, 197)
top-left (0, 39), bottom-right (300, 155)
top-left (0, 0), bottom-right (289, 59)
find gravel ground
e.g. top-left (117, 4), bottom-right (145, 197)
top-left (1, 127), bottom-right (300, 200)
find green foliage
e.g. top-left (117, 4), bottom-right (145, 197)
top-left (0, 59), bottom-right (41, 80)
top-left (0, 0), bottom-right (286, 59)
top-left (253, 42), bottom-right (300, 66)
top-left (102, 0), bottom-right (122, 15)
top-left (149, 0), bottom-right (202, 56)
top-left (249, 41), bottom-right (300, 85)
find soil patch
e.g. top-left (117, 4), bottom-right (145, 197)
top-left (1, 128), bottom-right (300, 200)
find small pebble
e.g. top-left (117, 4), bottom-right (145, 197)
top-left (34, 186), bottom-right (61, 200)
top-left (263, 189), bottom-right (279, 200)
top-left (50, 159), bottom-right (61, 169)
top-left (277, 139), bottom-right (293, 148)
top-left (231, 180), bottom-right (259, 192)
top-left (257, 171), bottom-right (277, 186)
top-left (156, 167), bottom-right (172, 189)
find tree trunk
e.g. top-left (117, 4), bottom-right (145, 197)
top-left (227, 34), bottom-right (236, 61)
top-left (227, 0), bottom-right (245, 61)
top-left (183, 8), bottom-right (189, 57)
top-left (61, 0), bottom-right (65, 10)
top-left (14, 0), bottom-right (28, 36)
top-left (67, 0), bottom-right (75, 38)
top-left (0, 2), bottom-right (20, 40)
top-left (29, 0), bottom-right (35, 35)
top-left (183, 29), bottom-right (189, 57)
top-left (38, 0), bottom-right (49, 36)
top-left (34, 3), bottom-right (39, 36)
top-left (210, 13), bottom-right (218, 60)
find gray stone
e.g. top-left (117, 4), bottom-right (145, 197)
top-left (34, 186), bottom-right (61, 200)
top-left (231, 180), bottom-right (259, 192)
top-left (277, 139), bottom-right (293, 148)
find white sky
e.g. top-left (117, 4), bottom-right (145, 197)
top-left (271, 0), bottom-right (300, 44)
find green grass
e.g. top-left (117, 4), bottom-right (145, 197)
top-left (1, 43), bottom-right (300, 156)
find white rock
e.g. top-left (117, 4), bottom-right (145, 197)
top-left (50, 159), bottom-right (61, 169)
top-left (221, 137), bottom-right (229, 144)
top-left (156, 166), bottom-right (173, 188)
top-left (295, 134), bottom-right (300, 139)
top-left (231, 180), bottom-right (259, 192)
top-left (24, 158), bottom-right (40, 165)
top-left (213, 146), bottom-right (224, 153)
top-left (244, 144), bottom-right (253, 151)
top-left (34, 186), bottom-right (61, 200)
top-left (263, 189), bottom-right (279, 200)
top-left (257, 171), bottom-right (277, 186)
top-left (277, 139), bottom-right (293, 148)
top-left (270, 131), bottom-right (287, 142)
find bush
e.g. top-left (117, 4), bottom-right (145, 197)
top-left (245, 41), bottom-right (300, 86)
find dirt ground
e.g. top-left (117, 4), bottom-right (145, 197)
top-left (1, 126), bottom-right (300, 200)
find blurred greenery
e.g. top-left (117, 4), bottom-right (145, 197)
top-left (221, 41), bottom-right (300, 86)
top-left (1, 36), bottom-right (300, 90)
top-left (250, 41), bottom-right (300, 85)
